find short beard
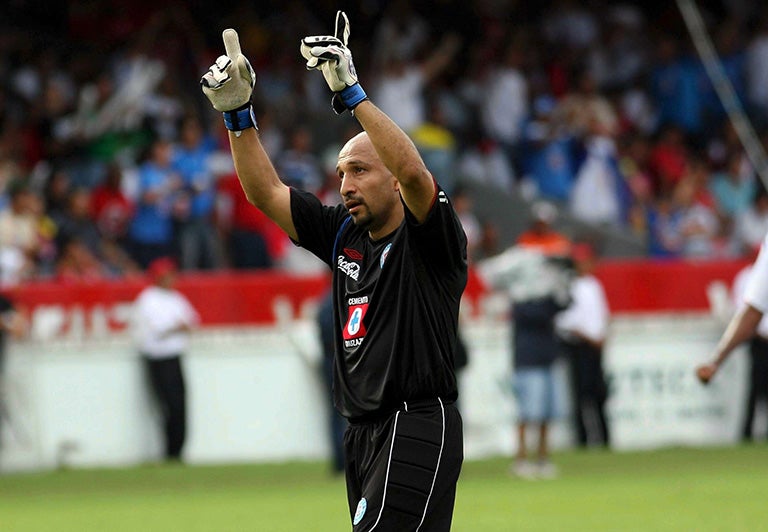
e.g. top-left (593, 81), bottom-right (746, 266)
top-left (350, 210), bottom-right (373, 230)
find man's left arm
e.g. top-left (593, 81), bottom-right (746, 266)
top-left (300, 11), bottom-right (436, 222)
top-left (353, 101), bottom-right (435, 222)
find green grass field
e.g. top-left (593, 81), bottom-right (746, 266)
top-left (1, 445), bottom-right (766, 531)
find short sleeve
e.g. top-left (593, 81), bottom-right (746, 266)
top-left (290, 188), bottom-right (349, 267)
top-left (403, 187), bottom-right (467, 275)
top-left (744, 235), bottom-right (768, 313)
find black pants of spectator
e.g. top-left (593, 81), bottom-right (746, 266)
top-left (743, 337), bottom-right (768, 441)
top-left (143, 355), bottom-right (187, 460)
top-left (564, 340), bottom-right (610, 448)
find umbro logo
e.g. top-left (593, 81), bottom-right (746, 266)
top-left (439, 191), bottom-right (448, 204)
top-left (344, 248), bottom-right (363, 260)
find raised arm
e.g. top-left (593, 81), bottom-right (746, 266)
top-left (201, 30), bottom-right (296, 240)
top-left (351, 101), bottom-right (435, 222)
top-left (300, 11), bottom-right (436, 222)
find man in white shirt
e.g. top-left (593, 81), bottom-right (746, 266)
top-left (555, 243), bottom-right (611, 448)
top-left (133, 257), bottom-right (199, 461)
top-left (697, 233), bottom-right (768, 387)
top-left (709, 254), bottom-right (768, 441)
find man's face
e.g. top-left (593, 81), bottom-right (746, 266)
top-left (337, 133), bottom-right (400, 234)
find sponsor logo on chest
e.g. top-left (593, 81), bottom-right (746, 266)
top-left (337, 255), bottom-right (360, 281)
top-left (343, 295), bottom-right (368, 348)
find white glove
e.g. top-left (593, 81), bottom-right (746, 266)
top-left (300, 11), bottom-right (368, 114)
top-left (200, 29), bottom-right (256, 113)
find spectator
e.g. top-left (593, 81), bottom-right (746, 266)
top-left (618, 134), bottom-right (655, 238)
top-left (556, 242), bottom-right (611, 448)
top-left (0, 180), bottom-right (39, 285)
top-left (731, 254), bottom-right (768, 441)
top-left (481, 257), bottom-right (571, 480)
top-left (371, 32), bottom-right (461, 134)
top-left (551, 68), bottom-right (619, 141)
top-left (518, 95), bottom-right (578, 203)
top-left (28, 190), bottom-right (58, 277)
top-left (480, 39), bottom-right (529, 175)
top-left (709, 151), bottom-right (756, 226)
top-left (127, 139), bottom-right (182, 268)
top-left (144, 75), bottom-right (185, 142)
top-left (411, 99), bottom-right (459, 195)
top-left (650, 36), bottom-right (706, 138)
top-left (216, 171), bottom-right (286, 269)
top-left (478, 218), bottom-right (573, 479)
top-left (646, 191), bottom-right (684, 258)
top-left (371, 0), bottom-right (429, 69)
top-left (172, 115), bottom-right (224, 270)
top-left (569, 129), bottom-right (629, 226)
top-left (54, 236), bottom-right (107, 283)
top-left (702, 19), bottom-right (747, 131)
top-left (674, 174), bottom-right (721, 258)
top-left (52, 187), bottom-right (103, 260)
top-left (132, 257), bottom-right (199, 462)
top-left (586, 5), bottom-right (648, 93)
top-left (457, 129), bottom-right (516, 193)
top-left (91, 163), bottom-right (135, 252)
top-left (648, 124), bottom-right (690, 197)
top-left (87, 165), bottom-right (142, 277)
top-left (42, 168), bottom-right (72, 222)
top-left (541, 0), bottom-right (600, 53)
top-left (276, 125), bottom-right (324, 194)
top-left (517, 201), bottom-right (572, 257)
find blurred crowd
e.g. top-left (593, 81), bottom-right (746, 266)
top-left (2, 0), bottom-right (768, 285)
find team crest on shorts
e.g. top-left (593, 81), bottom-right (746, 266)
top-left (353, 497), bottom-right (367, 525)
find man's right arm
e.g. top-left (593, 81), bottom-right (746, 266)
top-left (201, 29), bottom-right (297, 241)
top-left (696, 304), bottom-right (763, 383)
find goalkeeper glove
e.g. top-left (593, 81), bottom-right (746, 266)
top-left (300, 11), bottom-right (368, 114)
top-left (200, 29), bottom-right (258, 134)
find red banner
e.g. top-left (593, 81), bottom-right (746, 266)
top-left (7, 258), bottom-right (748, 339)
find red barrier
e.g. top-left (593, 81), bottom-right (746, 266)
top-left (9, 271), bottom-right (329, 334)
top-left (7, 258), bottom-right (749, 337)
top-left (593, 258), bottom-right (747, 313)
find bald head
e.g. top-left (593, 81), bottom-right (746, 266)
top-left (339, 131), bottom-right (375, 164)
top-left (336, 131), bottom-right (402, 239)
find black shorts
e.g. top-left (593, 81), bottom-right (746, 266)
top-left (343, 398), bottom-right (463, 531)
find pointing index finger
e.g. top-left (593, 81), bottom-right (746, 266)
top-left (222, 29), bottom-right (241, 60)
top-left (334, 11), bottom-right (350, 46)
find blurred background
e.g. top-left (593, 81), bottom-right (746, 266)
top-left (0, 0), bottom-right (766, 475)
top-left (3, 0), bottom-right (768, 279)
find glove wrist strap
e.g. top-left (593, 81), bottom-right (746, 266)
top-left (223, 103), bottom-right (258, 134)
top-left (333, 84), bottom-right (368, 114)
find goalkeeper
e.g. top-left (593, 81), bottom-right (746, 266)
top-left (201, 12), bottom-right (467, 531)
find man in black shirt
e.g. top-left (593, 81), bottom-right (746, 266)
top-left (201, 11), bottom-right (467, 531)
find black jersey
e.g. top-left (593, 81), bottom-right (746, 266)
top-left (291, 186), bottom-right (468, 420)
